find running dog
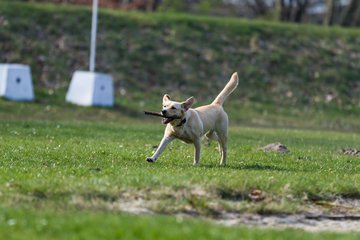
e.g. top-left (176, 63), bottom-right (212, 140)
top-left (146, 72), bottom-right (239, 166)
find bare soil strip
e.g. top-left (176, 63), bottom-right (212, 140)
top-left (215, 212), bottom-right (360, 233)
top-left (89, 193), bottom-right (360, 233)
top-left (63, 187), bottom-right (360, 233)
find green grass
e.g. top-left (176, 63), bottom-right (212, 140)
top-left (0, 111), bottom-right (359, 238)
top-left (1, 208), bottom-right (359, 240)
top-left (1, 119), bottom-right (359, 201)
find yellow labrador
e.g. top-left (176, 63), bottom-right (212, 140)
top-left (146, 72), bottom-right (238, 165)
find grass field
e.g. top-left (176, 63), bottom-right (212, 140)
top-left (2, 208), bottom-right (359, 240)
top-left (0, 98), bottom-right (360, 239)
top-left (1, 1), bottom-right (360, 238)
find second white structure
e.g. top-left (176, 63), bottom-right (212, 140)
top-left (66, 0), bottom-right (114, 107)
top-left (66, 71), bottom-right (114, 107)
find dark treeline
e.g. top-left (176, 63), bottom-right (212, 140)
top-left (20, 0), bottom-right (360, 27)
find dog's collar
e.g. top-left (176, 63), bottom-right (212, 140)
top-left (176, 117), bottom-right (186, 127)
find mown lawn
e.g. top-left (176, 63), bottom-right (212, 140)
top-left (0, 107), bottom-right (359, 238)
top-left (1, 120), bottom-right (359, 199)
top-left (0, 208), bottom-right (359, 240)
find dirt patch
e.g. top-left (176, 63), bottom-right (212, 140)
top-left (341, 148), bottom-right (360, 156)
top-left (112, 198), bottom-right (360, 233)
top-left (260, 143), bottom-right (289, 153)
top-left (65, 187), bottom-right (360, 233)
top-left (117, 198), bottom-right (152, 214)
top-left (216, 213), bottom-right (360, 233)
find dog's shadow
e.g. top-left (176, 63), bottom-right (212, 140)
top-left (198, 163), bottom-right (289, 172)
top-left (240, 164), bottom-right (288, 172)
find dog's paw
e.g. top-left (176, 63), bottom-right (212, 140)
top-left (146, 157), bottom-right (155, 163)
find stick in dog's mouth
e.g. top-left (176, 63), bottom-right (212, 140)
top-left (144, 111), bottom-right (164, 117)
top-left (162, 117), bottom-right (176, 124)
top-left (144, 111), bottom-right (180, 124)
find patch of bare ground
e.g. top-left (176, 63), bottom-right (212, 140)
top-left (67, 187), bottom-right (360, 233)
top-left (215, 212), bottom-right (360, 233)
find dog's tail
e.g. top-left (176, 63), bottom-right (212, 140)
top-left (212, 72), bottom-right (239, 106)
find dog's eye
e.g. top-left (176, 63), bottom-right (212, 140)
top-left (171, 106), bottom-right (176, 110)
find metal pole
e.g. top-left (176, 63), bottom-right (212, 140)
top-left (89, 0), bottom-right (98, 72)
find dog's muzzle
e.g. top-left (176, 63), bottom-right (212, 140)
top-left (161, 111), bottom-right (181, 124)
top-left (162, 116), bottom-right (176, 124)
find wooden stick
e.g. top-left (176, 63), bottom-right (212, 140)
top-left (144, 111), bottom-right (164, 118)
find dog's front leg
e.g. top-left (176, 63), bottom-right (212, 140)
top-left (193, 138), bottom-right (201, 165)
top-left (146, 136), bottom-right (174, 163)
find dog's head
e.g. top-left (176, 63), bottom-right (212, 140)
top-left (161, 94), bottom-right (195, 124)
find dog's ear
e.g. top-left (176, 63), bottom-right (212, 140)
top-left (181, 96), bottom-right (195, 111)
top-left (163, 94), bottom-right (170, 103)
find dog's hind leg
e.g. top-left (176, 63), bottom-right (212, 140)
top-left (204, 131), bottom-right (219, 146)
top-left (217, 131), bottom-right (227, 166)
top-left (216, 117), bottom-right (228, 166)
top-left (205, 131), bottom-right (219, 141)
top-left (205, 131), bottom-right (223, 155)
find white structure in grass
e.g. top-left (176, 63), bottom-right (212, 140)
top-left (0, 64), bottom-right (34, 101)
top-left (66, 71), bottom-right (113, 106)
top-left (66, 0), bottom-right (114, 107)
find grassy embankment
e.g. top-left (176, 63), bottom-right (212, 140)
top-left (1, 1), bottom-right (360, 130)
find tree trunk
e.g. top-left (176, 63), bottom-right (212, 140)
top-left (151, 0), bottom-right (161, 11)
top-left (324, 0), bottom-right (335, 25)
top-left (245, 0), bottom-right (268, 16)
top-left (339, 0), bottom-right (358, 26)
top-left (280, 0), bottom-right (294, 21)
top-left (274, 0), bottom-right (282, 21)
top-left (293, 0), bottom-right (308, 23)
top-left (351, 2), bottom-right (360, 26)
top-left (254, 0), bottom-right (268, 15)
